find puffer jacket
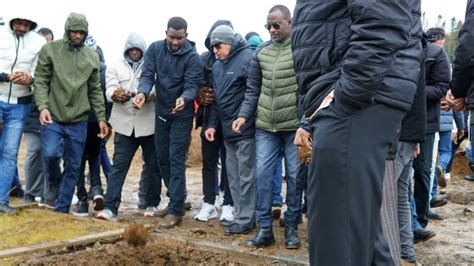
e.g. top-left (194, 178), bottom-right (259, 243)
top-left (209, 34), bottom-right (255, 142)
top-left (292, 0), bottom-right (422, 120)
top-left (0, 16), bottom-right (45, 104)
top-left (451, 0), bottom-right (474, 107)
top-left (106, 32), bottom-right (155, 138)
top-left (34, 13), bottom-right (106, 123)
top-left (238, 38), bottom-right (299, 132)
top-left (439, 110), bottom-right (465, 132)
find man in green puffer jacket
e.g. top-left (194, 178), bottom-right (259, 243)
top-left (34, 12), bottom-right (109, 214)
top-left (234, 5), bottom-right (302, 249)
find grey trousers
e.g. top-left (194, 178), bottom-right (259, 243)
top-left (224, 138), bottom-right (256, 225)
top-left (396, 141), bottom-right (417, 262)
top-left (24, 132), bottom-right (45, 198)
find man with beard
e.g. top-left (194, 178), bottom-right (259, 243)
top-left (0, 15), bottom-right (45, 214)
top-left (134, 17), bottom-right (202, 228)
top-left (34, 12), bottom-right (108, 214)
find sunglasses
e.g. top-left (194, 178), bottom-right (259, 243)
top-left (264, 21), bottom-right (282, 31)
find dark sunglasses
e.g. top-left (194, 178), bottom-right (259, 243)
top-left (264, 21), bottom-right (282, 31)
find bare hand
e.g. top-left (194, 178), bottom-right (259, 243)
top-left (39, 109), bottom-right (53, 125)
top-left (232, 117), bottom-right (247, 134)
top-left (446, 89), bottom-right (467, 112)
top-left (97, 121), bottom-right (110, 139)
top-left (198, 86), bottom-right (215, 106)
top-left (294, 127), bottom-right (312, 150)
top-left (205, 128), bottom-right (216, 142)
top-left (171, 97), bottom-right (185, 113)
top-left (440, 98), bottom-right (451, 111)
top-left (413, 144), bottom-right (420, 158)
top-left (112, 89), bottom-right (132, 103)
top-left (132, 93), bottom-right (146, 109)
top-left (11, 72), bottom-right (33, 85)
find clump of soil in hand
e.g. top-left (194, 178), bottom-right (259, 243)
top-left (123, 223), bottom-right (148, 247)
top-left (298, 146), bottom-right (312, 166)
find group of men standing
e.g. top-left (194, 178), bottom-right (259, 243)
top-left (1, 0), bottom-right (473, 264)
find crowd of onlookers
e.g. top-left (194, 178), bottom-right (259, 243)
top-left (1, 1), bottom-right (473, 265)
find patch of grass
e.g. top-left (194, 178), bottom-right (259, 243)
top-left (0, 208), bottom-right (121, 250)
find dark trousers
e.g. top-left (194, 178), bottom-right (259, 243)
top-left (412, 133), bottom-right (435, 228)
top-left (308, 101), bottom-right (403, 265)
top-left (201, 124), bottom-right (233, 206)
top-left (77, 122), bottom-right (102, 201)
top-left (103, 132), bottom-right (160, 215)
top-left (155, 116), bottom-right (193, 216)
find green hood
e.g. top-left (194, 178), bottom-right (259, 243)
top-left (64, 12), bottom-right (88, 34)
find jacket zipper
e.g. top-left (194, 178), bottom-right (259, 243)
top-left (8, 35), bottom-right (21, 103)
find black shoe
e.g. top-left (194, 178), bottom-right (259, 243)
top-left (9, 186), bottom-right (24, 198)
top-left (469, 164), bottom-right (474, 172)
top-left (464, 175), bottom-right (474, 181)
top-left (284, 225), bottom-right (301, 249)
top-left (72, 201), bottom-right (89, 217)
top-left (279, 216), bottom-right (304, 227)
top-left (427, 210), bottom-right (443, 220)
top-left (430, 195), bottom-right (447, 208)
top-left (224, 222), bottom-right (253, 235)
top-left (93, 195), bottom-right (104, 211)
top-left (0, 203), bottom-right (17, 214)
top-left (220, 219), bottom-right (234, 227)
top-left (21, 194), bottom-right (35, 204)
top-left (435, 165), bottom-right (447, 188)
top-left (246, 227), bottom-right (275, 248)
top-left (39, 198), bottom-right (55, 209)
top-left (414, 228), bottom-right (436, 243)
top-left (185, 201), bottom-right (192, 210)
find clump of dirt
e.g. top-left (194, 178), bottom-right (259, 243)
top-left (123, 223), bottom-right (148, 247)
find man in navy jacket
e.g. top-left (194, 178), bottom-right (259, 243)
top-left (135, 16), bottom-right (202, 228)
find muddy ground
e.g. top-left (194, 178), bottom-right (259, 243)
top-left (11, 130), bottom-right (474, 264)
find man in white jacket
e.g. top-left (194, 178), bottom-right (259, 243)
top-left (0, 16), bottom-right (45, 214)
top-left (97, 32), bottom-right (159, 221)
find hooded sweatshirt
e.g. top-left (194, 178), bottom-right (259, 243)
top-left (106, 32), bottom-right (155, 138)
top-left (0, 15), bottom-right (45, 104)
top-left (34, 13), bottom-right (106, 123)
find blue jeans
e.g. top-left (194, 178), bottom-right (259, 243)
top-left (42, 121), bottom-right (87, 213)
top-left (155, 116), bottom-right (193, 216)
top-left (255, 129), bottom-right (300, 227)
top-left (0, 102), bottom-right (30, 204)
top-left (100, 140), bottom-right (111, 179)
top-left (272, 152), bottom-right (283, 206)
top-left (437, 131), bottom-right (452, 170)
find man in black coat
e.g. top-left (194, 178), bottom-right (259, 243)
top-left (447, 0), bottom-right (474, 182)
top-left (292, 0), bottom-right (422, 264)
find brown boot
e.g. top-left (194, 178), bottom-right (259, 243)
top-left (161, 214), bottom-right (182, 229)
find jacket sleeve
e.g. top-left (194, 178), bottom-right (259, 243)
top-left (105, 62), bottom-right (119, 103)
top-left (87, 59), bottom-right (107, 122)
top-left (451, 0), bottom-right (474, 98)
top-left (181, 52), bottom-right (202, 103)
top-left (425, 50), bottom-right (451, 101)
top-left (238, 52), bottom-right (261, 119)
top-left (333, 0), bottom-right (412, 110)
top-left (137, 43), bottom-right (157, 97)
top-left (33, 46), bottom-right (52, 111)
top-left (207, 102), bottom-right (219, 129)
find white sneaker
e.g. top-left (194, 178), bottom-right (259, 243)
top-left (445, 172), bottom-right (451, 181)
top-left (144, 207), bottom-right (158, 217)
top-left (71, 194), bottom-right (79, 205)
top-left (220, 205), bottom-right (235, 221)
top-left (194, 202), bottom-right (218, 221)
top-left (215, 191), bottom-right (224, 208)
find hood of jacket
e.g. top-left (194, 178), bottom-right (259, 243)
top-left (62, 12), bottom-right (89, 45)
top-left (7, 15), bottom-right (38, 32)
top-left (123, 32), bottom-right (147, 63)
top-left (222, 33), bottom-right (248, 63)
top-left (205, 20), bottom-right (233, 52)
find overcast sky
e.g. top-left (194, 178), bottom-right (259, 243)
top-left (1, 0), bottom-right (468, 61)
